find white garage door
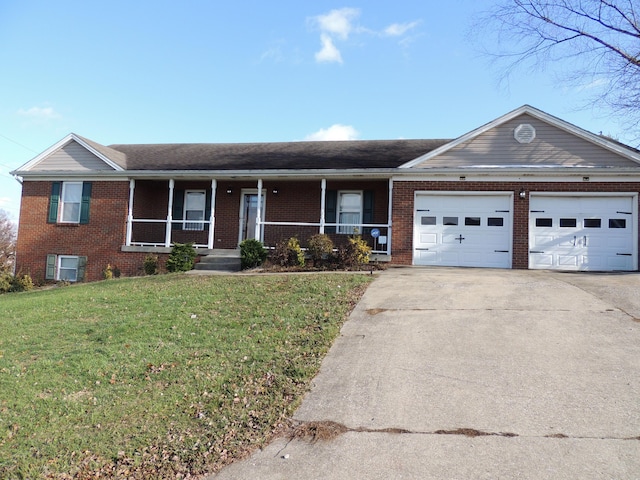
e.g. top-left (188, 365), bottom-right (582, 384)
top-left (413, 193), bottom-right (513, 268)
top-left (529, 195), bottom-right (637, 271)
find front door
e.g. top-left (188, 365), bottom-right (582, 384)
top-left (240, 192), bottom-right (266, 242)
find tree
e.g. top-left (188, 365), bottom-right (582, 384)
top-left (0, 209), bottom-right (17, 272)
top-left (477, 1), bottom-right (640, 133)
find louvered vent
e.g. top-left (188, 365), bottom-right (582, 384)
top-left (514, 123), bottom-right (536, 144)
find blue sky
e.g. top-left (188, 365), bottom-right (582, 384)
top-left (0, 1), bottom-right (629, 221)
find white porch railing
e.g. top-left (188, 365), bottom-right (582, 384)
top-left (125, 178), bottom-right (394, 255)
top-left (127, 219), bottom-right (391, 254)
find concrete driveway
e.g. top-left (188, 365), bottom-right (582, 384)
top-left (211, 267), bottom-right (640, 479)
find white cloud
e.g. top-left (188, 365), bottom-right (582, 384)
top-left (308, 8), bottom-right (421, 63)
top-left (313, 8), bottom-right (360, 40)
top-left (384, 21), bottom-right (421, 37)
top-left (304, 124), bottom-right (359, 141)
top-left (17, 106), bottom-right (61, 121)
top-left (310, 8), bottom-right (360, 64)
top-left (315, 34), bottom-right (343, 64)
top-left (576, 77), bottom-right (609, 92)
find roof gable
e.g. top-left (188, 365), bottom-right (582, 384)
top-left (401, 105), bottom-right (640, 169)
top-left (13, 134), bottom-right (125, 173)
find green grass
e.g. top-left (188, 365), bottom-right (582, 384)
top-left (0, 273), bottom-right (373, 479)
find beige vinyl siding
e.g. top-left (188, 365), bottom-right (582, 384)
top-left (417, 114), bottom-right (639, 169)
top-left (31, 140), bottom-right (115, 171)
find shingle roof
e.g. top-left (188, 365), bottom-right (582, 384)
top-left (108, 139), bottom-right (452, 170)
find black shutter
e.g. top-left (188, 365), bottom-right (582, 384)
top-left (172, 190), bottom-right (185, 230)
top-left (79, 182), bottom-right (92, 224)
top-left (325, 190), bottom-right (337, 234)
top-left (363, 190), bottom-right (374, 235)
top-left (205, 189), bottom-right (212, 226)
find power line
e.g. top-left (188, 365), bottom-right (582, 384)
top-left (0, 132), bottom-right (39, 154)
top-left (0, 132), bottom-right (39, 171)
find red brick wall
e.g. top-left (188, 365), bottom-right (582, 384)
top-left (24, 178), bottom-right (635, 282)
top-left (15, 180), bottom-right (147, 283)
top-left (392, 180), bottom-right (640, 268)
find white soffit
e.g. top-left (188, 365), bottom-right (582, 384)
top-left (399, 105), bottom-right (640, 169)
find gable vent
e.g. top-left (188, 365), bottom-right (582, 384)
top-left (514, 123), bottom-right (536, 144)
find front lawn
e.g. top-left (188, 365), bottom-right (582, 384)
top-left (0, 273), bottom-right (372, 478)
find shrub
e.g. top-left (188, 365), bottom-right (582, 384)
top-left (12, 273), bottom-right (33, 292)
top-left (272, 237), bottom-right (305, 267)
top-left (103, 264), bottom-right (113, 280)
top-left (143, 254), bottom-right (159, 275)
top-left (0, 269), bottom-right (11, 293)
top-left (166, 243), bottom-right (197, 273)
top-left (336, 235), bottom-right (371, 269)
top-left (0, 270), bottom-right (34, 293)
top-left (307, 234), bottom-right (334, 266)
top-left (239, 239), bottom-right (267, 269)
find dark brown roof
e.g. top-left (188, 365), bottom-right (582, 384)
top-left (108, 139), bottom-right (451, 170)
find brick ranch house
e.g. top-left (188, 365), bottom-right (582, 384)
top-left (11, 105), bottom-right (640, 283)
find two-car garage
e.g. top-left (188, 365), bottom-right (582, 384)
top-left (412, 191), bottom-right (638, 271)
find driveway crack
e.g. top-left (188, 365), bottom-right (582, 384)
top-left (288, 421), bottom-right (640, 444)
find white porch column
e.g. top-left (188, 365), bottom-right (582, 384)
top-left (125, 179), bottom-right (135, 246)
top-left (165, 179), bottom-right (175, 247)
top-left (207, 179), bottom-right (217, 249)
top-left (387, 178), bottom-right (393, 255)
top-left (320, 178), bottom-right (327, 234)
top-left (255, 179), bottom-right (263, 241)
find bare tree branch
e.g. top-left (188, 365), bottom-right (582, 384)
top-left (474, 0), bottom-right (640, 137)
top-left (0, 209), bottom-right (17, 272)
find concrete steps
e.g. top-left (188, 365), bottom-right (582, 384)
top-left (194, 250), bottom-right (241, 273)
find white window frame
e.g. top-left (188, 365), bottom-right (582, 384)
top-left (58, 255), bottom-right (79, 282)
top-left (338, 190), bottom-right (363, 234)
top-left (183, 190), bottom-right (206, 231)
top-left (60, 182), bottom-right (83, 224)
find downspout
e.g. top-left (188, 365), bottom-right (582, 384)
top-left (387, 178), bottom-right (393, 256)
top-left (208, 179), bottom-right (217, 249)
top-left (320, 178), bottom-right (326, 234)
top-left (165, 179), bottom-right (175, 247)
top-left (126, 179), bottom-right (135, 246)
top-left (255, 179), bottom-right (263, 241)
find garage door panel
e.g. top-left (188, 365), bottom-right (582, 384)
top-left (529, 195), bottom-right (636, 271)
top-left (608, 236), bottom-right (630, 249)
top-left (414, 193), bottom-right (512, 268)
top-left (415, 250), bottom-right (436, 262)
top-left (582, 255), bottom-right (604, 270)
top-left (608, 255), bottom-right (633, 270)
top-left (531, 253), bottom-right (553, 266)
top-left (419, 233), bottom-right (438, 245)
top-left (557, 255), bottom-right (579, 267)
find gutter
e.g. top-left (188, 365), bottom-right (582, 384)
top-left (11, 166), bottom-right (640, 182)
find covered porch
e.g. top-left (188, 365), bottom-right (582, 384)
top-left (123, 177), bottom-right (394, 256)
